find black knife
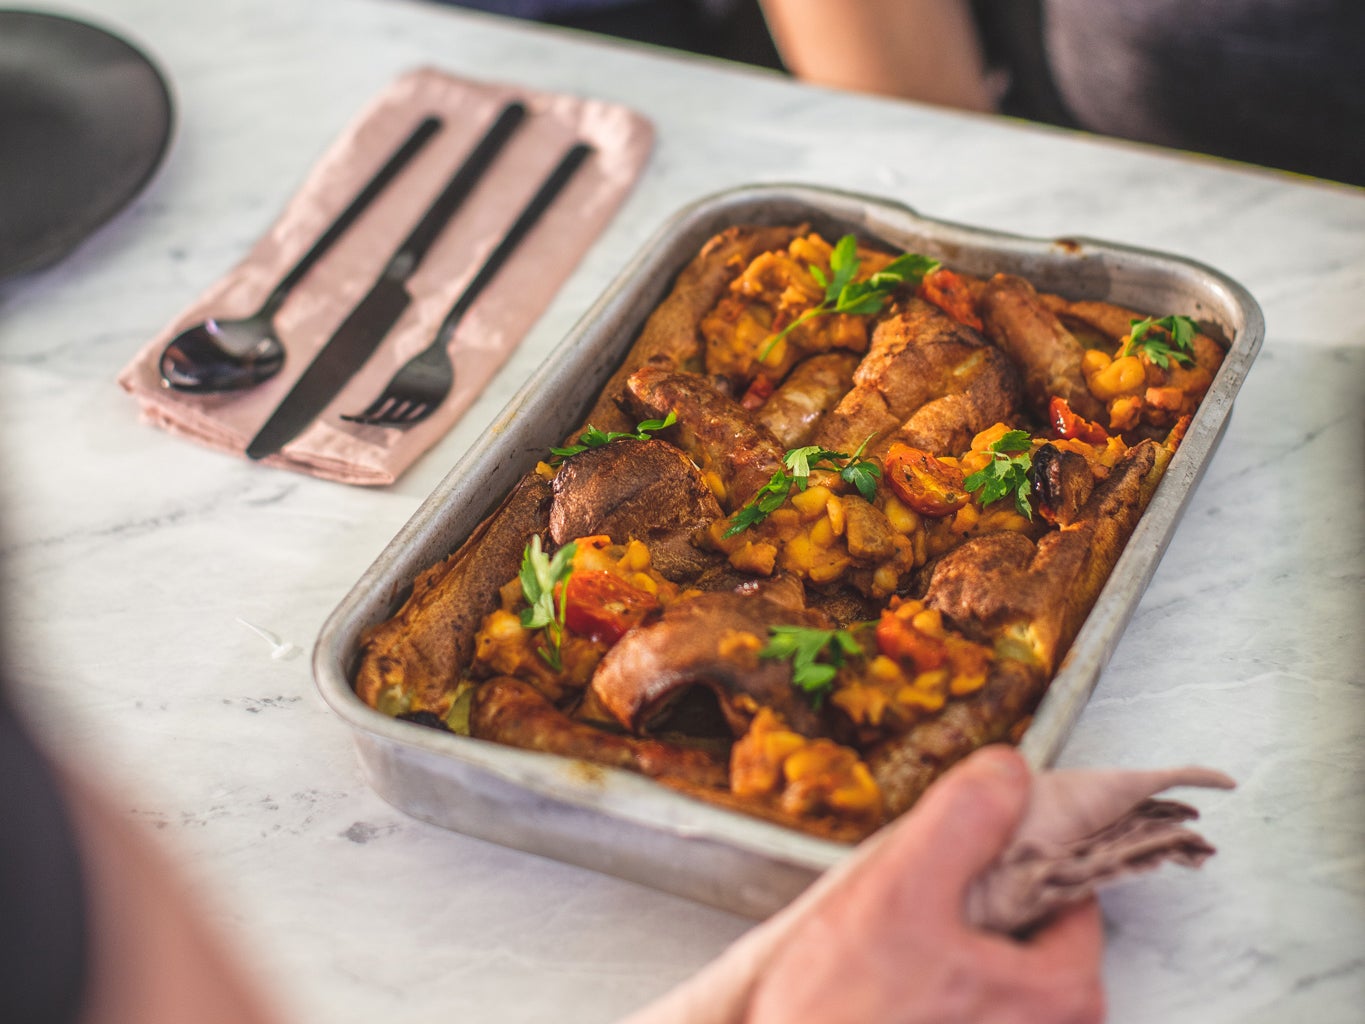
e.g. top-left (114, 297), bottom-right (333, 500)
top-left (245, 100), bottom-right (527, 460)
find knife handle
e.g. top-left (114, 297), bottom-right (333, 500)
top-left (383, 100), bottom-right (527, 281)
top-left (269, 115), bottom-right (442, 306)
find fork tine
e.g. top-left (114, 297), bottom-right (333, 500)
top-left (340, 395), bottom-right (395, 424)
top-left (341, 394), bottom-right (438, 426)
top-left (342, 142), bottom-right (595, 432)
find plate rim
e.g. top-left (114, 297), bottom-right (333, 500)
top-left (0, 9), bottom-right (175, 279)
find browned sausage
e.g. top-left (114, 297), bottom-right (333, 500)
top-left (754, 352), bottom-right (860, 447)
top-left (978, 274), bottom-right (1108, 422)
top-left (591, 586), bottom-right (831, 738)
top-left (626, 365), bottom-right (786, 510)
top-left (469, 676), bottom-right (728, 788)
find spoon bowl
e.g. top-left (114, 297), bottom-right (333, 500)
top-left (156, 115), bottom-right (442, 393)
top-left (159, 311), bottom-right (286, 392)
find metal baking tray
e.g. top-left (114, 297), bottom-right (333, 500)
top-left (314, 184), bottom-right (1264, 918)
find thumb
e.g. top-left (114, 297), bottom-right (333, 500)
top-left (872, 744), bottom-right (1031, 915)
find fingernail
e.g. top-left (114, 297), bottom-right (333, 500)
top-left (975, 744), bottom-right (1027, 782)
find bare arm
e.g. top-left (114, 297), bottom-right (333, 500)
top-left (64, 773), bottom-right (288, 1024)
top-left (758, 0), bottom-right (1000, 111)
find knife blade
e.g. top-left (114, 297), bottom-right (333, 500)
top-left (245, 100), bottom-right (527, 460)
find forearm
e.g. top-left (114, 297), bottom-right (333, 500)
top-left (63, 773), bottom-right (288, 1024)
top-left (758, 0), bottom-right (999, 111)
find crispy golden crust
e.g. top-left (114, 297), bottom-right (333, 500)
top-left (579, 224), bottom-right (807, 434)
top-left (812, 297), bottom-right (1022, 457)
top-left (353, 474), bottom-right (552, 712)
top-left (470, 675), bottom-right (728, 787)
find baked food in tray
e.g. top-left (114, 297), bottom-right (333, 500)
top-left (345, 198), bottom-right (1243, 844)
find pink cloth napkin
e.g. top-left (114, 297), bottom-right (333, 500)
top-left (621, 765), bottom-right (1234, 1024)
top-left (119, 68), bottom-right (653, 485)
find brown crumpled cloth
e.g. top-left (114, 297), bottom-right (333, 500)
top-left (118, 68), bottom-right (653, 485)
top-left (621, 765), bottom-right (1234, 1024)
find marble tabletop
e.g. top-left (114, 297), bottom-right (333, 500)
top-left (2, 1), bottom-right (1362, 1021)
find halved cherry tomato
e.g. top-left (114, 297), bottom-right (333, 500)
top-left (883, 444), bottom-right (970, 517)
top-left (875, 610), bottom-right (947, 673)
top-left (917, 268), bottom-right (984, 331)
top-left (740, 374), bottom-right (776, 410)
top-left (1047, 396), bottom-right (1109, 445)
top-left (564, 571), bottom-right (659, 645)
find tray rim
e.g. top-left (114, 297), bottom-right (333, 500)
top-left (314, 182), bottom-right (1265, 899)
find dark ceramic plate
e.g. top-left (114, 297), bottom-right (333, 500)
top-left (0, 10), bottom-right (173, 279)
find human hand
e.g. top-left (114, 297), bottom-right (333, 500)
top-left (745, 745), bottom-right (1105, 1024)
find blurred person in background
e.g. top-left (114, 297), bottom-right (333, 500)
top-left (443, 0), bottom-right (1365, 187)
top-left (442, 0), bottom-right (785, 69)
top-left (757, 0), bottom-right (1365, 187)
top-left (1, 686), bottom-right (286, 1024)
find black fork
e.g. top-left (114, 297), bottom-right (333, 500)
top-left (342, 141), bottom-right (594, 427)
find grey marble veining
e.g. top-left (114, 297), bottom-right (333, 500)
top-left (1, 1), bottom-right (1362, 1022)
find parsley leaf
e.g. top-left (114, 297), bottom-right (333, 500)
top-left (963, 430), bottom-right (1034, 520)
top-left (518, 536), bottom-right (577, 669)
top-left (549, 411), bottom-right (677, 462)
top-left (1122, 314), bottom-right (1198, 369)
top-left (836, 435), bottom-right (881, 502)
top-left (723, 474), bottom-right (792, 537)
top-left (758, 237), bottom-right (940, 360)
top-left (782, 444), bottom-right (828, 484)
top-left (722, 437), bottom-right (881, 537)
top-left (760, 625), bottom-right (863, 708)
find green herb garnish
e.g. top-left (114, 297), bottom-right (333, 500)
top-left (758, 235), bottom-right (939, 360)
top-left (549, 411), bottom-right (677, 462)
top-left (760, 625), bottom-right (863, 708)
top-left (963, 429), bottom-right (1034, 520)
top-left (835, 436), bottom-right (882, 502)
top-left (518, 536), bottom-right (577, 669)
top-left (1122, 314), bottom-right (1197, 369)
top-left (724, 473), bottom-right (793, 538)
top-left (723, 437), bottom-right (881, 537)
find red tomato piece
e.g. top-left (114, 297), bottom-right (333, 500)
top-left (1047, 396), bottom-right (1109, 444)
top-left (917, 268), bottom-right (984, 331)
top-left (883, 444), bottom-right (970, 517)
top-left (740, 374), bottom-right (776, 410)
top-left (874, 610), bottom-right (947, 673)
top-left (564, 571), bottom-right (659, 645)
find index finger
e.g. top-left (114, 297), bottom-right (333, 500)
top-left (867, 745), bottom-right (1032, 917)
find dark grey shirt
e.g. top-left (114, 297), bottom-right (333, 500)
top-left (979, 0), bottom-right (1365, 185)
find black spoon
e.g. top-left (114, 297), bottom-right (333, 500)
top-left (158, 115), bottom-right (441, 392)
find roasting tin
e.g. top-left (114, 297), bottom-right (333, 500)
top-left (315, 184), bottom-right (1264, 918)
